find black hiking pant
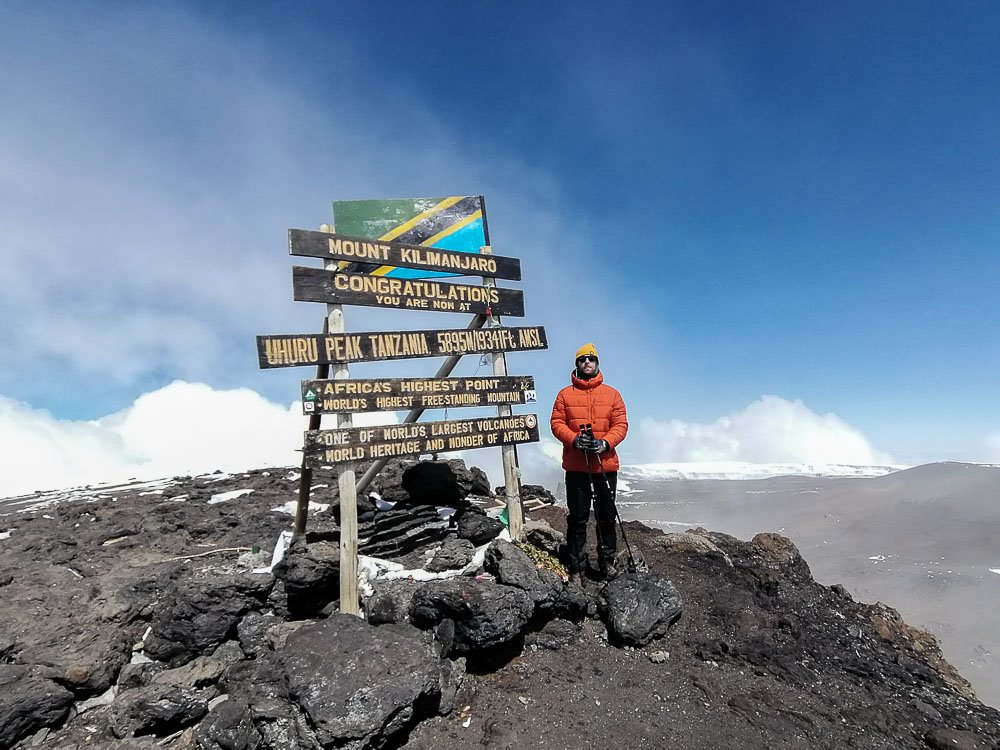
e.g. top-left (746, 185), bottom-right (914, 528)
top-left (565, 470), bottom-right (617, 574)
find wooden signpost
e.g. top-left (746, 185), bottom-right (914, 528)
top-left (304, 414), bottom-right (540, 466)
top-left (289, 229), bottom-right (522, 280)
top-left (256, 195), bottom-right (546, 617)
top-left (292, 267), bottom-right (526, 315)
top-left (301, 376), bottom-right (536, 414)
top-left (256, 326), bottom-right (547, 368)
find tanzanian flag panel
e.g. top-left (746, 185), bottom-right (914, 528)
top-left (332, 196), bottom-right (487, 279)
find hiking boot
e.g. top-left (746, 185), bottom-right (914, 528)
top-left (600, 563), bottom-right (620, 581)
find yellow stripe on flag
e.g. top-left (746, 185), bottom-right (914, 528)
top-left (369, 197), bottom-right (470, 276)
top-left (420, 209), bottom-right (482, 247)
top-left (380, 196), bottom-right (464, 241)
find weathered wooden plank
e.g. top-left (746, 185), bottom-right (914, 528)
top-left (292, 267), bottom-right (525, 317)
top-left (303, 414), bottom-right (540, 467)
top-left (288, 229), bottom-right (521, 281)
top-left (256, 326), bottom-right (547, 368)
top-left (300, 375), bottom-right (537, 414)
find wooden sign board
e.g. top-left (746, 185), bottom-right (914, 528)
top-left (257, 326), bottom-right (547, 368)
top-left (301, 376), bottom-right (537, 414)
top-left (292, 267), bottom-right (525, 316)
top-left (304, 414), bottom-right (540, 466)
top-left (288, 229), bottom-right (522, 281)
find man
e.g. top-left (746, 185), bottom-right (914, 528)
top-left (550, 343), bottom-right (628, 583)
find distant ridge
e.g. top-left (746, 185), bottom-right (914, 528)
top-left (620, 461), bottom-right (907, 481)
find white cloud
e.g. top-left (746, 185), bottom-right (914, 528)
top-left (0, 381), bottom-right (397, 498)
top-left (0, 382), bottom-right (298, 497)
top-left (624, 395), bottom-right (892, 465)
top-left (1, 385), bottom-right (895, 499)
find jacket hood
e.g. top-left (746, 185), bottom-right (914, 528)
top-left (570, 369), bottom-right (604, 390)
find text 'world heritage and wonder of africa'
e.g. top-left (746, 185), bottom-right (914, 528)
top-left (303, 414), bottom-right (540, 466)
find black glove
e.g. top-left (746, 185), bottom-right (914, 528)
top-left (573, 433), bottom-right (596, 451)
top-left (587, 438), bottom-right (608, 454)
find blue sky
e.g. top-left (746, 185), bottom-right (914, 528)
top-left (2, 2), bottom-right (999, 493)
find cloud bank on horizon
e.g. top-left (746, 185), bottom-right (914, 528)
top-left (8, 381), bottom-right (991, 500)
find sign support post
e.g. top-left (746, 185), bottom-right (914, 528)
top-left (481, 246), bottom-right (524, 541)
top-left (322, 222), bottom-right (360, 616)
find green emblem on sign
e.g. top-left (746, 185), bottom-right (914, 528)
top-left (304, 389), bottom-right (317, 401)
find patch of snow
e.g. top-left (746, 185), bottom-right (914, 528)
top-left (989, 568), bottom-right (1000, 575)
top-left (207, 488), bottom-right (254, 505)
top-left (621, 461), bottom-right (906, 481)
top-left (198, 473), bottom-right (233, 483)
top-left (253, 530), bottom-right (293, 574)
top-left (0, 530), bottom-right (11, 540)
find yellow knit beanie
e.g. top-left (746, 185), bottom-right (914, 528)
top-left (575, 343), bottom-right (599, 360)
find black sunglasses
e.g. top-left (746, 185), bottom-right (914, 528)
top-left (576, 355), bottom-right (598, 363)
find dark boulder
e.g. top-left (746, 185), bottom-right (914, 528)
top-left (151, 655), bottom-right (225, 689)
top-left (410, 578), bottom-right (533, 653)
top-left (455, 508), bottom-right (503, 546)
top-left (525, 618), bottom-right (580, 650)
top-left (426, 537), bottom-right (476, 573)
top-left (272, 539), bottom-right (339, 618)
top-left (331, 492), bottom-right (375, 524)
top-left (468, 466), bottom-right (493, 496)
top-left (524, 518), bottom-right (564, 557)
top-left (237, 611), bottom-right (282, 658)
top-left (0, 665), bottom-right (74, 749)
top-left (402, 460), bottom-right (470, 506)
top-left (144, 574), bottom-right (272, 666)
top-left (277, 615), bottom-right (449, 749)
top-left (598, 570), bottom-right (683, 647)
top-left (109, 684), bottom-right (210, 739)
top-left (195, 698), bottom-right (262, 750)
top-left (365, 579), bottom-right (421, 625)
top-left (496, 483), bottom-right (556, 505)
top-left (484, 540), bottom-right (562, 610)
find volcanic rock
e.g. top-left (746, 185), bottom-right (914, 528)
top-left (484, 539), bottom-right (562, 610)
top-left (597, 569), bottom-right (684, 646)
top-left (454, 507), bottom-right (503, 545)
top-left (144, 574), bottom-right (272, 665)
top-left (278, 615), bottom-right (448, 749)
top-left (401, 460), bottom-right (474, 506)
top-left (426, 537), bottom-right (475, 573)
top-left (409, 578), bottom-right (534, 654)
top-left (0, 665), bottom-right (74, 749)
top-left (272, 538), bottom-right (338, 618)
top-left (108, 683), bottom-right (210, 739)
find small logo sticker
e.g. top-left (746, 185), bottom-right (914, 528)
top-left (524, 389), bottom-right (537, 403)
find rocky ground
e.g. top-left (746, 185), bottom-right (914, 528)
top-left (1, 461), bottom-right (998, 749)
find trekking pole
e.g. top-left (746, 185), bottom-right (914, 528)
top-left (582, 423), bottom-right (638, 572)
top-left (579, 429), bottom-right (605, 571)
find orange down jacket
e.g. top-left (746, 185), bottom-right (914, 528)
top-left (550, 370), bottom-right (628, 473)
